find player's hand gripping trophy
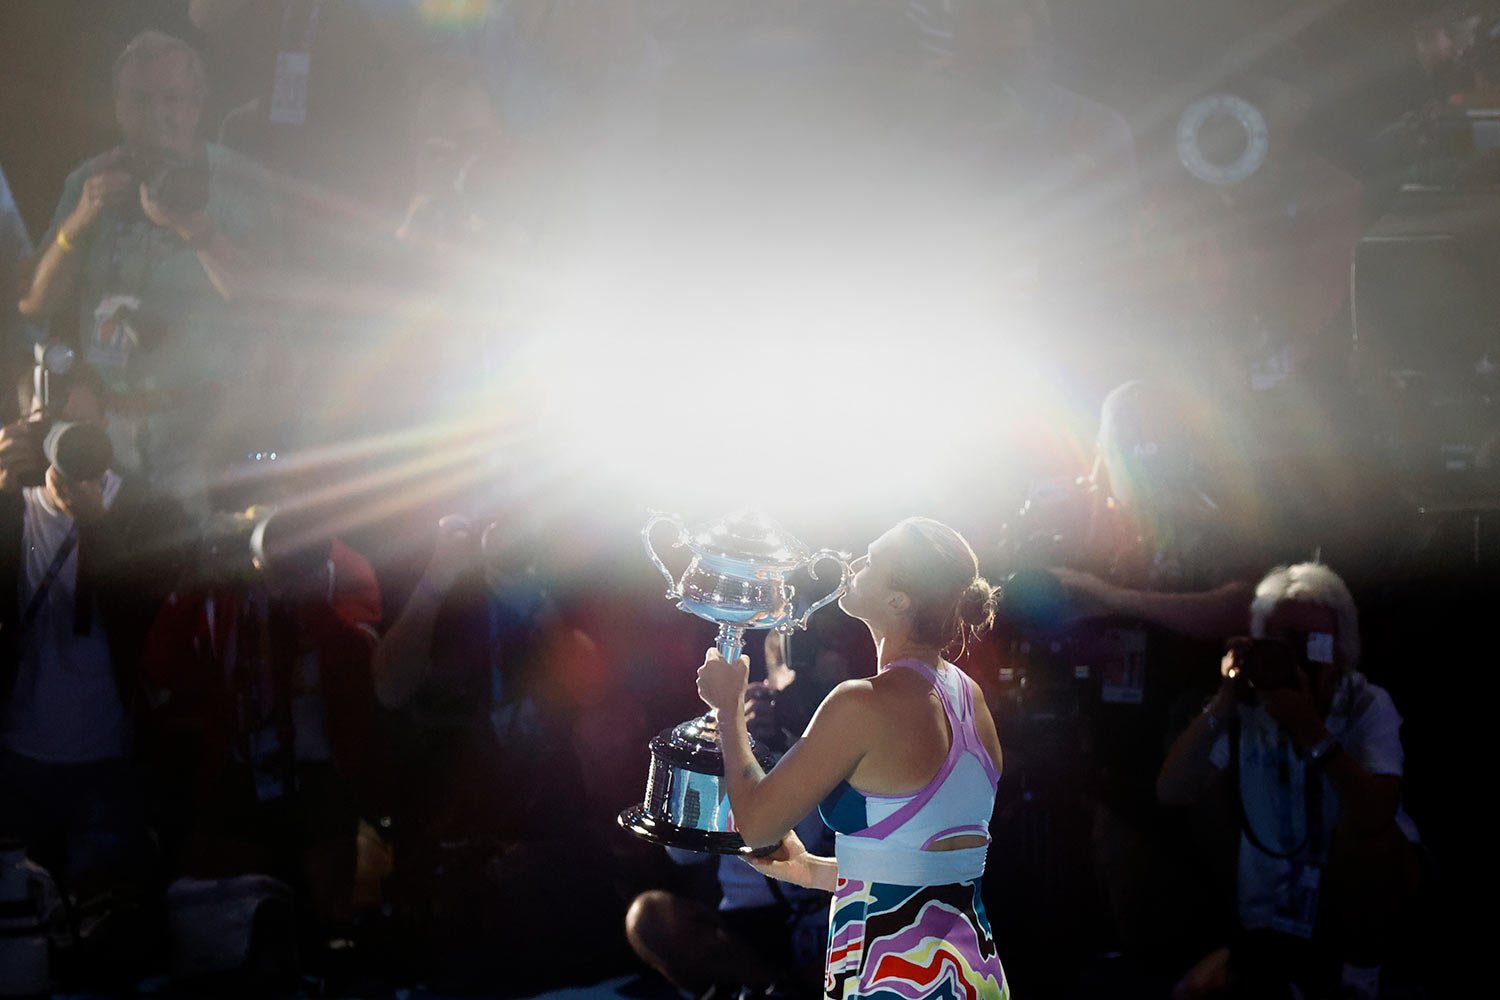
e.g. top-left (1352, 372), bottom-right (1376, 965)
top-left (618, 510), bottom-right (851, 855)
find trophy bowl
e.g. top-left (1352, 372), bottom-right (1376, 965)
top-left (617, 510), bottom-right (851, 855)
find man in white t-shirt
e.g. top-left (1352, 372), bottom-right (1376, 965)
top-left (1158, 563), bottom-right (1422, 1000)
top-left (0, 371), bottom-right (186, 983)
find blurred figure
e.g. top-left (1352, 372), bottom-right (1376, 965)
top-left (438, 0), bottom-right (663, 144)
top-left (625, 631), bottom-right (845, 1000)
top-left (1158, 564), bottom-right (1422, 1000)
top-left (143, 491), bottom-right (383, 985)
top-left (372, 513), bottom-right (619, 993)
top-left (1, 162), bottom-right (39, 415)
top-left (1000, 380), bottom-right (1261, 970)
top-left (16, 31), bottom-right (283, 507)
top-left (1363, 4), bottom-right (1500, 193)
top-left (188, 0), bottom-right (417, 215)
top-left (1138, 37), bottom-right (1363, 483)
top-left (396, 65), bottom-right (517, 249)
top-left (0, 370), bottom-right (186, 988)
top-left (944, 0), bottom-right (1138, 204)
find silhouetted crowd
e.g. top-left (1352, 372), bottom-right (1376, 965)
top-left (1, 2), bottom-right (1492, 997)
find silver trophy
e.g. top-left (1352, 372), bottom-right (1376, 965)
top-left (618, 510), bottom-right (852, 855)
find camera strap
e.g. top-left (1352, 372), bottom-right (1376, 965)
top-left (17, 525), bottom-right (79, 637)
top-left (1228, 708), bottom-right (1322, 861)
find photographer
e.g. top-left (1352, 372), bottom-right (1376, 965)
top-left (998, 379), bottom-right (1266, 970)
top-left (1157, 564), bottom-right (1421, 1000)
top-left (0, 367), bottom-right (186, 986)
top-left (142, 494), bottom-right (383, 982)
top-left (16, 30), bottom-right (282, 503)
top-left (372, 513), bottom-right (617, 992)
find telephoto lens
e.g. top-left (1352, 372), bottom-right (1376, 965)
top-left (41, 422), bottom-right (113, 483)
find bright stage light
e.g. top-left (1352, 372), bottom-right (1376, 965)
top-left (494, 240), bottom-right (1080, 530)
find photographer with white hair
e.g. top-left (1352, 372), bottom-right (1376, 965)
top-left (1158, 563), bottom-right (1422, 1000)
top-left (17, 30), bottom-right (281, 505)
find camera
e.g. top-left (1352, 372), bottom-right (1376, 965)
top-left (1226, 637), bottom-right (1300, 702)
top-left (112, 148), bottom-right (211, 218)
top-left (194, 506), bottom-right (271, 587)
top-left (193, 505), bottom-right (334, 590)
top-left (1225, 631), bottom-right (1335, 702)
top-left (0, 340), bottom-right (85, 488)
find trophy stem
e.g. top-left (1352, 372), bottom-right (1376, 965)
top-left (700, 624), bottom-right (746, 736)
top-left (715, 623), bottom-right (746, 667)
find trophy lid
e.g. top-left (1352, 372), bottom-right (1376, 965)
top-left (687, 510), bottom-right (810, 570)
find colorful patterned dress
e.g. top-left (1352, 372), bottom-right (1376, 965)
top-left (819, 660), bottom-right (1008, 1000)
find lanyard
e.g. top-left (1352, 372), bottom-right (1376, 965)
top-left (1229, 708), bottom-right (1326, 863)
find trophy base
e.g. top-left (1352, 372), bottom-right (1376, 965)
top-left (617, 804), bottom-right (776, 857)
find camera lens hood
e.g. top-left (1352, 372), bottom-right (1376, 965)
top-left (42, 421), bottom-right (113, 483)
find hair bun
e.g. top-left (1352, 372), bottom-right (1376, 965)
top-left (957, 576), bottom-right (998, 635)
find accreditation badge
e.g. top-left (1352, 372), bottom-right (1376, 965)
top-left (1268, 859), bottom-right (1323, 940)
top-left (1098, 625), bottom-right (1149, 705)
top-left (270, 51), bottom-right (312, 125)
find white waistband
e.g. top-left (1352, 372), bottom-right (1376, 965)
top-left (834, 833), bottom-right (987, 886)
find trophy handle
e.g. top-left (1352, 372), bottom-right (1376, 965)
top-left (783, 549), bottom-right (853, 632)
top-left (642, 510), bottom-right (687, 599)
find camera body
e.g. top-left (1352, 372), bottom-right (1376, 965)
top-left (4, 342), bottom-right (112, 489)
top-left (195, 506), bottom-right (271, 588)
top-left (1228, 637), bottom-right (1300, 702)
top-left (1226, 631), bottom-right (1335, 703)
top-left (113, 147), bottom-right (211, 218)
top-left (193, 505), bottom-right (334, 591)
top-left (0, 419), bottom-right (115, 487)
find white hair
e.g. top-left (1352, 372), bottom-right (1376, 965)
top-left (1249, 563), bottom-right (1360, 673)
top-left (112, 30), bottom-right (207, 99)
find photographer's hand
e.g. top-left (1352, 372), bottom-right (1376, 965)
top-left (1206, 662), bottom-right (1237, 723)
top-left (65, 168), bottom-right (134, 242)
top-left (425, 515), bottom-right (479, 592)
top-left (138, 183), bottom-right (266, 304)
top-left (0, 422), bottom-right (47, 493)
top-left (140, 183), bottom-right (212, 246)
top-left (372, 515), bottom-right (476, 709)
top-left (1259, 667), bottom-right (1327, 752)
top-left (44, 467), bottom-right (107, 529)
top-left (19, 164), bottom-right (132, 319)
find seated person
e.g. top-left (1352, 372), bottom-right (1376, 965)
top-left (625, 631), bottom-right (847, 999)
top-left (1157, 563), bottom-right (1422, 1000)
